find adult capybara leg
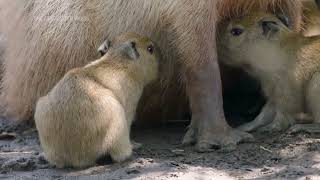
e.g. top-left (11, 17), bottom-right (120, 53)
top-left (172, 2), bottom-right (253, 151)
top-left (184, 59), bottom-right (253, 152)
top-left (186, 0), bottom-right (302, 151)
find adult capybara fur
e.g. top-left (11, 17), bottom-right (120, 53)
top-left (35, 32), bottom-right (160, 168)
top-left (1, 0), bottom-right (302, 151)
top-left (0, 34), bottom-right (5, 78)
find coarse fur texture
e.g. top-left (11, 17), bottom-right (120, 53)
top-left (217, 12), bottom-right (320, 133)
top-left (301, 0), bottom-right (320, 37)
top-left (35, 33), bottom-right (160, 168)
top-left (1, 0), bottom-right (302, 151)
top-left (0, 0), bottom-right (23, 86)
top-left (218, 0), bottom-right (302, 31)
top-left (0, 34), bottom-right (5, 80)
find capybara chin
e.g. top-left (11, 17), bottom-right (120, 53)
top-left (35, 33), bottom-right (160, 168)
top-left (218, 12), bottom-right (320, 133)
top-left (1, 0), bottom-right (302, 151)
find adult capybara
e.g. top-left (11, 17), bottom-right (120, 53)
top-left (0, 0), bottom-right (302, 151)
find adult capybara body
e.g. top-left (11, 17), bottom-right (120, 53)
top-left (1, 0), bottom-right (302, 151)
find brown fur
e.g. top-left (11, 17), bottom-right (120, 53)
top-left (35, 32), bottom-right (160, 168)
top-left (218, 0), bottom-right (302, 31)
top-left (137, 0), bottom-right (303, 127)
top-left (218, 12), bottom-right (320, 132)
top-left (1, 0), bottom-right (302, 151)
top-left (301, 0), bottom-right (320, 37)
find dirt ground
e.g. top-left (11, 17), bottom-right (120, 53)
top-left (0, 117), bottom-right (320, 180)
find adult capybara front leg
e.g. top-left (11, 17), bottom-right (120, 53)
top-left (185, 59), bottom-right (253, 152)
top-left (172, 1), bottom-right (253, 152)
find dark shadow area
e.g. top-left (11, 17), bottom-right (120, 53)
top-left (135, 64), bottom-right (266, 129)
top-left (221, 65), bottom-right (266, 128)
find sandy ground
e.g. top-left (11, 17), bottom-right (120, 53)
top-left (0, 117), bottom-right (320, 180)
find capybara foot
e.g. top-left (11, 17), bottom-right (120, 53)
top-left (132, 141), bottom-right (142, 150)
top-left (109, 135), bottom-right (133, 163)
top-left (238, 103), bottom-right (276, 132)
top-left (196, 129), bottom-right (254, 152)
top-left (289, 124), bottom-right (320, 134)
top-left (182, 129), bottom-right (197, 146)
top-left (258, 111), bottom-right (295, 133)
top-left (182, 121), bottom-right (197, 146)
top-left (110, 145), bottom-right (132, 163)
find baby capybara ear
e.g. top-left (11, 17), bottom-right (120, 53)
top-left (98, 40), bottom-right (111, 56)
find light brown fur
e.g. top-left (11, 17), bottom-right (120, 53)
top-left (35, 33), bottom-right (160, 168)
top-left (218, 12), bottom-right (320, 133)
top-left (0, 34), bottom-right (5, 79)
top-left (301, 0), bottom-right (320, 37)
top-left (1, 0), bottom-right (302, 151)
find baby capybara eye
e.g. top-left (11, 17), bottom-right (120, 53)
top-left (230, 28), bottom-right (244, 36)
top-left (147, 45), bottom-right (154, 54)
